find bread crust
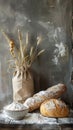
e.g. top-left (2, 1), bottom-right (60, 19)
top-left (23, 83), bottom-right (67, 112)
top-left (40, 99), bottom-right (69, 118)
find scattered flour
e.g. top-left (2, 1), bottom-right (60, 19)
top-left (4, 102), bottom-right (27, 111)
top-left (34, 91), bottom-right (49, 98)
top-left (23, 96), bottom-right (43, 108)
top-left (45, 100), bottom-right (56, 110)
top-left (0, 112), bottom-right (57, 124)
top-left (44, 99), bottom-right (67, 111)
top-left (23, 98), bottom-right (35, 107)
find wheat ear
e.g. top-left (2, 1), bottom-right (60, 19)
top-left (1, 30), bottom-right (19, 67)
top-left (1, 30), bottom-right (16, 59)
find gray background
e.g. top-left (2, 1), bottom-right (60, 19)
top-left (0, 0), bottom-right (72, 109)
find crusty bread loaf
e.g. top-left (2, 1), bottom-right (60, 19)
top-left (23, 83), bottom-right (67, 112)
top-left (40, 99), bottom-right (69, 117)
top-left (34, 83), bottom-right (66, 99)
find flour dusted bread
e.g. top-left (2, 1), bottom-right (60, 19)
top-left (23, 83), bottom-right (67, 112)
top-left (23, 96), bottom-right (43, 112)
top-left (40, 99), bottom-right (69, 118)
top-left (34, 83), bottom-right (66, 99)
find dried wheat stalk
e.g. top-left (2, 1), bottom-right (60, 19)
top-left (2, 30), bottom-right (45, 70)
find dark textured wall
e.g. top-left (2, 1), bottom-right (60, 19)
top-left (0, 0), bottom-right (72, 108)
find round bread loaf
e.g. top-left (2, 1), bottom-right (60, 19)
top-left (40, 99), bottom-right (69, 118)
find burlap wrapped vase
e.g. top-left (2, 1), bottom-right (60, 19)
top-left (12, 66), bottom-right (34, 103)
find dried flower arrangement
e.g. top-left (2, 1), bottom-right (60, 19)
top-left (2, 30), bottom-right (45, 103)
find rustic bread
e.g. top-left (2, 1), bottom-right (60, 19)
top-left (23, 83), bottom-right (67, 112)
top-left (34, 83), bottom-right (66, 99)
top-left (40, 99), bottom-right (69, 118)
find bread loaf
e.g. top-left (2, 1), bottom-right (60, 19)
top-left (40, 99), bottom-right (69, 117)
top-left (23, 83), bottom-right (66, 112)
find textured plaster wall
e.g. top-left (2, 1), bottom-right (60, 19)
top-left (0, 0), bottom-right (72, 109)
